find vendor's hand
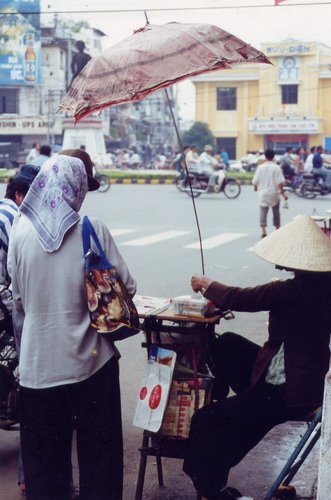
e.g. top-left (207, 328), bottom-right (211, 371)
top-left (326, 369), bottom-right (331, 382)
top-left (191, 275), bottom-right (213, 294)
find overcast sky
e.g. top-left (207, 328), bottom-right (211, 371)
top-left (43, 0), bottom-right (331, 119)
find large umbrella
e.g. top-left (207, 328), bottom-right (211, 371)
top-left (60, 20), bottom-right (270, 274)
top-left (60, 21), bottom-right (270, 122)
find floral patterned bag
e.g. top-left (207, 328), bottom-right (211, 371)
top-left (82, 216), bottom-right (140, 341)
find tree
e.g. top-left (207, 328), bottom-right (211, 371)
top-left (181, 122), bottom-right (215, 152)
top-left (71, 21), bottom-right (90, 33)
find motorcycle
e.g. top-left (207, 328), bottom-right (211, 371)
top-left (175, 171), bottom-right (241, 199)
top-left (0, 329), bottom-right (19, 430)
top-left (283, 173), bottom-right (304, 197)
top-left (300, 173), bottom-right (331, 199)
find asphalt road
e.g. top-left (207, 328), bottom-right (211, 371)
top-left (1, 183), bottom-right (326, 499)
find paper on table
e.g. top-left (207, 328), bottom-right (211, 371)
top-left (133, 294), bottom-right (170, 315)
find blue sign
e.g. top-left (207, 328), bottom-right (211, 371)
top-left (0, 0), bottom-right (41, 86)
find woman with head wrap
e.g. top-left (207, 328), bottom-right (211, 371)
top-left (8, 150), bottom-right (136, 500)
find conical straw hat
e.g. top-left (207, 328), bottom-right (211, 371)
top-left (253, 215), bottom-right (331, 272)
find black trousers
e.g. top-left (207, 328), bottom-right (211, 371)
top-left (183, 332), bottom-right (311, 498)
top-left (20, 357), bottom-right (123, 500)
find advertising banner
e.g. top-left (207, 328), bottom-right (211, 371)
top-left (0, 0), bottom-right (41, 86)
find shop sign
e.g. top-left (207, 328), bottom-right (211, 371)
top-left (248, 119), bottom-right (319, 134)
top-left (0, 117), bottom-right (52, 134)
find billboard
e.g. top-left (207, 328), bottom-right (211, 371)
top-left (0, 0), bottom-right (41, 86)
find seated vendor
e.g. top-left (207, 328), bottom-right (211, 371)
top-left (183, 215), bottom-right (331, 500)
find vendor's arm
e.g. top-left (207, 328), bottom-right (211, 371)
top-left (192, 275), bottom-right (293, 312)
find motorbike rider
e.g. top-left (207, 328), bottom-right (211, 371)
top-left (312, 145), bottom-right (331, 191)
top-left (189, 145), bottom-right (225, 193)
top-left (174, 145), bottom-right (190, 180)
top-left (280, 147), bottom-right (296, 178)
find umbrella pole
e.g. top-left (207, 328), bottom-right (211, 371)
top-left (164, 88), bottom-right (205, 276)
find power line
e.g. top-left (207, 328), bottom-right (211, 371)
top-left (3, 1), bottom-right (331, 16)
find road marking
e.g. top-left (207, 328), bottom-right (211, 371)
top-left (122, 230), bottom-right (190, 246)
top-left (185, 233), bottom-right (247, 249)
top-left (110, 229), bottom-right (136, 236)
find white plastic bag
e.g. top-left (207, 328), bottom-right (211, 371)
top-left (133, 346), bottom-right (177, 432)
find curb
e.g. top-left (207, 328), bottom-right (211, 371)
top-left (0, 177), bottom-right (252, 186)
top-left (110, 178), bottom-right (175, 185)
top-left (108, 178), bottom-right (252, 185)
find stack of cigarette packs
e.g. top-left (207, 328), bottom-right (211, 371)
top-left (160, 377), bottom-right (212, 439)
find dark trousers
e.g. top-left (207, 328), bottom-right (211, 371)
top-left (20, 357), bottom-right (123, 500)
top-left (183, 332), bottom-right (309, 498)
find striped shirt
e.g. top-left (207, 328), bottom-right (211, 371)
top-left (0, 198), bottom-right (18, 319)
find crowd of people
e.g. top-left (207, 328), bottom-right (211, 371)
top-left (0, 142), bottom-right (331, 500)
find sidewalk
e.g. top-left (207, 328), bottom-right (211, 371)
top-left (116, 420), bottom-right (318, 499)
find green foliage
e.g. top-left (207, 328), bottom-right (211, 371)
top-left (181, 122), bottom-right (215, 153)
top-left (71, 21), bottom-right (90, 33)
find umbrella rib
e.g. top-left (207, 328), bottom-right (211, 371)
top-left (164, 88), bottom-right (205, 275)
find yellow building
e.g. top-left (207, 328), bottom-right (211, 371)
top-left (192, 39), bottom-right (331, 159)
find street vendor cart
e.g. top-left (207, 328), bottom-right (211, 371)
top-left (133, 295), bottom-right (228, 500)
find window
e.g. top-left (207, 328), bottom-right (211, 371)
top-left (217, 87), bottom-right (236, 110)
top-left (216, 138), bottom-right (236, 160)
top-left (281, 85), bottom-right (298, 104)
top-left (0, 89), bottom-right (18, 114)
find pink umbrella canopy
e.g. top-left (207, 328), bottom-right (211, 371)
top-left (59, 21), bottom-right (271, 122)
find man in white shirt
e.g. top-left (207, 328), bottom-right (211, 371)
top-left (25, 143), bottom-right (40, 164)
top-left (197, 145), bottom-right (225, 192)
top-left (252, 149), bottom-right (287, 238)
top-left (185, 145), bottom-right (199, 169)
top-left (304, 146), bottom-right (316, 173)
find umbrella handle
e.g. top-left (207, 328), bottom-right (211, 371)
top-left (164, 88), bottom-right (205, 276)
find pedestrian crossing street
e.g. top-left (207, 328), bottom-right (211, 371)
top-left (109, 228), bottom-right (255, 250)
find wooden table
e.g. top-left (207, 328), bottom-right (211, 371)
top-left (133, 295), bottom-right (226, 500)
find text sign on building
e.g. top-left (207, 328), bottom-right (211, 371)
top-left (0, 117), bottom-right (50, 134)
top-left (0, 0), bottom-right (41, 86)
top-left (248, 119), bottom-right (319, 134)
top-left (263, 42), bottom-right (315, 57)
top-left (278, 56), bottom-right (300, 83)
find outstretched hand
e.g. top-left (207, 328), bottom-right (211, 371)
top-left (191, 275), bottom-right (213, 294)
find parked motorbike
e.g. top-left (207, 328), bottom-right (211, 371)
top-left (300, 173), bottom-right (331, 199)
top-left (0, 330), bottom-right (19, 430)
top-left (175, 171), bottom-right (241, 199)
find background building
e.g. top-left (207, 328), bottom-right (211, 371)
top-left (192, 39), bottom-right (331, 159)
top-left (0, 2), bottom-right (179, 167)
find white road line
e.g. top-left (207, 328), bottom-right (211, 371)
top-left (185, 233), bottom-right (247, 250)
top-left (122, 230), bottom-right (190, 246)
top-left (109, 229), bottom-right (136, 236)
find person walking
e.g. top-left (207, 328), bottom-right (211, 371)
top-left (183, 215), bottom-right (331, 499)
top-left (252, 149), bottom-right (287, 238)
top-left (8, 150), bottom-right (137, 500)
top-left (25, 143), bottom-right (40, 164)
top-left (30, 144), bottom-right (52, 168)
